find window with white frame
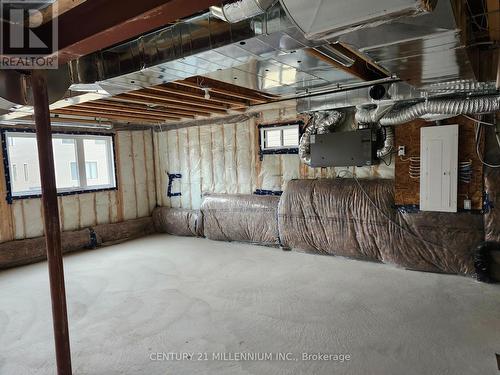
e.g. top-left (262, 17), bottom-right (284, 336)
top-left (4, 132), bottom-right (116, 198)
top-left (260, 123), bottom-right (300, 152)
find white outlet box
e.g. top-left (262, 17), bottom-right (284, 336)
top-left (464, 199), bottom-right (472, 210)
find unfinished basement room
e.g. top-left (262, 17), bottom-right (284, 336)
top-left (1, 0), bottom-right (500, 374)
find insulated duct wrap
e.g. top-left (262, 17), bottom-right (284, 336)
top-left (278, 179), bottom-right (482, 275)
top-left (378, 95), bottom-right (500, 125)
top-left (388, 211), bottom-right (483, 275)
top-left (152, 207), bottom-right (202, 237)
top-left (299, 111), bottom-right (344, 165)
top-left (278, 179), bottom-right (394, 261)
top-left (93, 217), bottom-right (155, 245)
top-left (485, 168), bottom-right (500, 243)
top-left (200, 194), bottom-right (280, 246)
top-left (0, 229), bottom-right (94, 269)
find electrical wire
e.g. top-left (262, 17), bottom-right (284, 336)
top-left (336, 169), bottom-right (448, 249)
top-left (459, 160), bottom-right (472, 183)
top-left (381, 150), bottom-right (397, 166)
top-left (400, 156), bottom-right (420, 179)
top-left (463, 114), bottom-right (495, 126)
top-left (475, 117), bottom-right (500, 168)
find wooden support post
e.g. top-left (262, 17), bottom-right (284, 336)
top-left (32, 70), bottom-right (73, 375)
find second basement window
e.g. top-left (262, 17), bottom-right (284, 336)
top-left (4, 132), bottom-right (116, 199)
top-left (260, 123), bottom-right (300, 152)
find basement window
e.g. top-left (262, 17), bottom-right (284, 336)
top-left (3, 132), bottom-right (116, 200)
top-left (259, 123), bottom-right (300, 154)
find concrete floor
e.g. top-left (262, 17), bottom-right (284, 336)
top-left (1, 235), bottom-right (500, 375)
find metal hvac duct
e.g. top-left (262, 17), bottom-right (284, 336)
top-left (67, 12), bottom-right (262, 87)
top-left (355, 95), bottom-right (500, 126)
top-left (0, 67), bottom-right (71, 111)
top-left (210, 0), bottom-right (276, 23)
top-left (377, 95), bottom-right (500, 125)
top-left (2, 4), bottom-right (308, 122)
top-left (279, 0), bottom-right (437, 40)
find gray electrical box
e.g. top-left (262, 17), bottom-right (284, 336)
top-left (310, 129), bottom-right (378, 167)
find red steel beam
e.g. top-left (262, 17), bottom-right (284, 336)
top-left (37, 0), bottom-right (222, 64)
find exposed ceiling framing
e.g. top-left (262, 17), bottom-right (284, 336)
top-left (38, 0), bottom-right (89, 24)
top-left (49, 76), bottom-right (279, 126)
top-left (0, 0), bottom-right (223, 64)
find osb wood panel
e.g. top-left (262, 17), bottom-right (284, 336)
top-left (395, 117), bottom-right (484, 209)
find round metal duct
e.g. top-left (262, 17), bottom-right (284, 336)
top-left (210, 0), bottom-right (276, 23)
top-left (0, 67), bottom-right (71, 110)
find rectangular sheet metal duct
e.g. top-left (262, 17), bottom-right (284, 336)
top-left (279, 0), bottom-right (437, 40)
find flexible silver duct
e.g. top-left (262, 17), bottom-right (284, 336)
top-left (355, 104), bottom-right (394, 127)
top-left (361, 95), bottom-right (500, 126)
top-left (377, 126), bottom-right (394, 158)
top-left (299, 111), bottom-right (344, 165)
top-left (210, 0), bottom-right (276, 23)
top-left (355, 95), bottom-right (500, 159)
top-left (425, 80), bottom-right (497, 94)
top-left (355, 105), bottom-right (395, 159)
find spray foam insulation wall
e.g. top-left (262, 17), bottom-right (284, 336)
top-left (394, 116), bottom-right (484, 210)
top-left (0, 130), bottom-right (156, 244)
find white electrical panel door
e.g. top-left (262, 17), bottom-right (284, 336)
top-left (420, 125), bottom-right (459, 212)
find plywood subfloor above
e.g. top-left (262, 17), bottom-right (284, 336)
top-left (50, 76), bottom-right (279, 127)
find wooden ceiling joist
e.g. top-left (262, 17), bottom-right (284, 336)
top-left (34, 0), bottom-right (222, 63)
top-left (101, 99), bottom-right (213, 117)
top-left (175, 81), bottom-right (268, 103)
top-left (49, 76), bottom-right (279, 126)
top-left (52, 108), bottom-right (176, 123)
top-left (64, 105), bottom-right (180, 120)
top-left (150, 85), bottom-right (249, 107)
top-left (306, 43), bottom-right (389, 82)
top-left (126, 91), bottom-right (230, 111)
top-left (182, 76), bottom-right (280, 101)
top-left (74, 102), bottom-right (196, 119)
top-left (113, 94), bottom-right (229, 115)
